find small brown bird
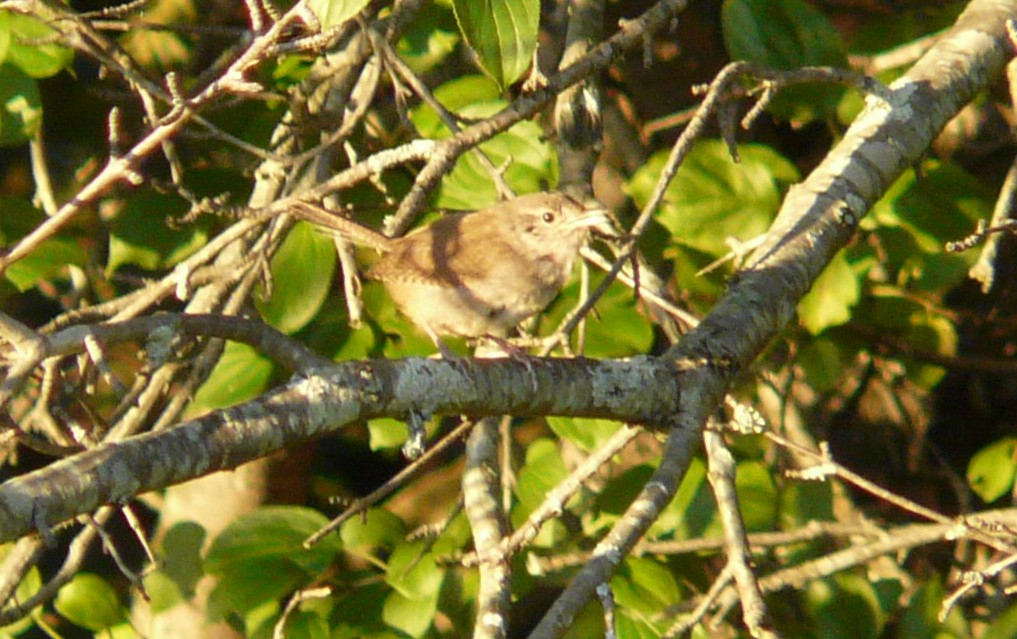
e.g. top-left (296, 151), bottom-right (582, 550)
top-left (290, 193), bottom-right (607, 351)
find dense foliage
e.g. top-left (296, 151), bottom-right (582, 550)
top-left (0, 0), bottom-right (1015, 638)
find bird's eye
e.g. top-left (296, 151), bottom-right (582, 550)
top-left (542, 211), bottom-right (556, 223)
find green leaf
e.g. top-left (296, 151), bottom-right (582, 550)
top-left (616, 614), bottom-right (667, 639)
top-left (596, 460), bottom-right (715, 541)
top-left (665, 457), bottom-right (715, 540)
top-left (334, 322), bottom-right (380, 361)
top-left (0, 198), bottom-right (87, 291)
top-left (107, 190), bottom-right (208, 273)
top-left (255, 221), bottom-right (336, 334)
top-left (382, 586), bottom-right (439, 638)
top-left (904, 310), bottom-right (955, 389)
top-left (722, 0), bottom-right (846, 69)
top-left (796, 336), bottom-right (851, 393)
top-left (983, 601), bottom-right (1017, 639)
top-left (411, 75), bottom-right (502, 129)
top-left (270, 609), bottom-right (332, 639)
top-left (0, 17), bottom-right (8, 63)
top-left (545, 274), bottom-right (655, 358)
top-left (546, 416), bottom-right (621, 452)
top-left (612, 557), bottom-right (681, 618)
top-left (899, 576), bottom-right (969, 639)
top-left (798, 250), bottom-right (860, 334)
top-left (188, 341), bottom-right (274, 413)
top-left (966, 437), bottom-right (1017, 503)
top-left (330, 582), bottom-right (392, 638)
top-left (0, 545), bottom-right (40, 636)
top-left (736, 460), bottom-right (778, 532)
top-left (515, 438), bottom-right (569, 512)
top-left (855, 290), bottom-right (919, 331)
top-left (205, 507), bottom-right (342, 619)
top-left (3, 235), bottom-right (86, 292)
top-left (721, 0), bottom-right (847, 123)
top-left (780, 480), bottom-right (834, 530)
top-left (866, 161), bottom-right (991, 258)
top-left (411, 76), bottom-right (557, 208)
top-left (385, 543), bottom-right (444, 601)
top-left (396, 3), bottom-right (459, 75)
top-left (160, 521), bottom-right (206, 598)
top-left (0, 64), bottom-right (40, 146)
top-left (853, 291), bottom-right (957, 389)
top-left (54, 573), bottom-right (125, 631)
top-left (627, 140), bottom-right (799, 259)
top-left (206, 559), bottom-right (297, 621)
top-left (340, 508), bottom-right (407, 555)
top-left (804, 574), bottom-right (882, 639)
top-left (451, 0), bottom-right (539, 88)
top-left (142, 571), bottom-right (185, 614)
top-left (205, 506), bottom-right (341, 576)
top-left (307, 0), bottom-right (372, 29)
top-left (0, 11), bottom-right (73, 78)
top-left (846, 5), bottom-right (963, 58)
top-left (105, 622), bottom-right (144, 639)
top-left (368, 417), bottom-right (409, 450)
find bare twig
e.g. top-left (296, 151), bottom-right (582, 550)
top-left (463, 417), bottom-right (510, 639)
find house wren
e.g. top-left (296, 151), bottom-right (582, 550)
top-left (290, 193), bottom-right (608, 347)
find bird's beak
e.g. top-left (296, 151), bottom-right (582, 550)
top-left (574, 206), bottom-right (621, 238)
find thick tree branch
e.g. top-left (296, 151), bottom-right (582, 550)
top-left (0, 356), bottom-right (680, 543)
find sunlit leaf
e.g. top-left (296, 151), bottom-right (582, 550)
top-left (205, 506), bottom-right (340, 574)
top-left (256, 221), bottom-right (336, 334)
top-left (188, 342), bottom-right (274, 413)
top-left (613, 557), bottom-right (681, 616)
top-left (546, 416), bottom-right (621, 452)
top-left (967, 437), bottom-right (1017, 503)
top-left (545, 274), bottom-right (654, 358)
top-left (0, 11), bottom-right (72, 78)
top-left (452, 0), bottom-right (539, 88)
top-left (368, 417), bottom-right (409, 450)
top-left (307, 0), bottom-right (372, 29)
top-left (515, 438), bottom-right (569, 512)
top-left (627, 140), bottom-right (798, 259)
top-left (55, 574), bottom-right (125, 632)
top-left (0, 64), bottom-right (40, 146)
top-left (204, 507), bottom-right (342, 619)
top-left (385, 543), bottom-right (443, 601)
top-left (865, 161), bottom-right (991, 257)
top-left (382, 586), bottom-right (438, 638)
top-left (798, 250), bottom-right (860, 334)
top-left (736, 460), bottom-right (778, 531)
top-left (142, 571), bottom-right (184, 615)
top-left (410, 75), bottom-right (557, 207)
top-left (341, 508), bottom-right (407, 554)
